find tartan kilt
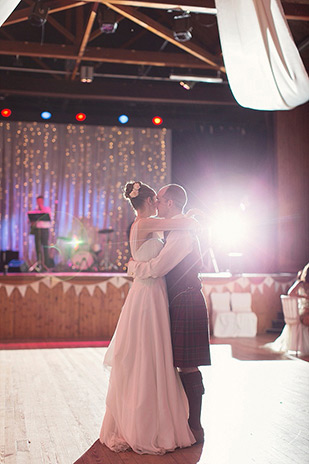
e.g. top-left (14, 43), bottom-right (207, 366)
top-left (170, 288), bottom-right (211, 368)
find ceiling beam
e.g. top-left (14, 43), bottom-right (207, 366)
top-left (0, 30), bottom-right (61, 80)
top-left (3, 0), bottom-right (308, 28)
top-left (71, 2), bottom-right (99, 79)
top-left (47, 15), bottom-right (76, 44)
top-left (2, 1), bottom-right (87, 27)
top-left (85, 0), bottom-right (309, 20)
top-left (101, 0), bottom-right (217, 14)
top-left (0, 74), bottom-right (235, 105)
top-left (282, 2), bottom-right (309, 22)
top-left (0, 39), bottom-right (216, 69)
top-left (102, 2), bottom-right (225, 71)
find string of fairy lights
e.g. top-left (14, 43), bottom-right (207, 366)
top-left (0, 120), bottom-right (171, 270)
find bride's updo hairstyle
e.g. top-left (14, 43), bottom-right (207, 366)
top-left (124, 181), bottom-right (156, 211)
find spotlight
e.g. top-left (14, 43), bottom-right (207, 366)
top-left (98, 8), bottom-right (118, 34)
top-left (41, 111), bottom-right (51, 120)
top-left (1, 108), bottom-right (11, 117)
top-left (118, 114), bottom-right (129, 124)
top-left (28, 0), bottom-right (49, 27)
top-left (173, 13), bottom-right (192, 42)
top-left (179, 81), bottom-right (195, 90)
top-left (80, 66), bottom-right (94, 83)
top-left (152, 116), bottom-right (163, 126)
top-left (76, 113), bottom-right (86, 122)
top-left (12, 55), bottom-right (23, 67)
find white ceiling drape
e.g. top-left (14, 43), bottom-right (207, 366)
top-left (215, 0), bottom-right (309, 110)
top-left (0, 0), bottom-right (20, 27)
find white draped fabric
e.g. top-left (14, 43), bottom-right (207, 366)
top-left (0, 0), bottom-right (20, 27)
top-left (215, 0), bottom-right (309, 110)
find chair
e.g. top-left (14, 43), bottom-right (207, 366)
top-left (210, 292), bottom-right (237, 337)
top-left (280, 295), bottom-right (309, 355)
top-left (231, 292), bottom-right (257, 337)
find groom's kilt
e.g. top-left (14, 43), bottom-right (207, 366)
top-left (170, 288), bottom-right (211, 368)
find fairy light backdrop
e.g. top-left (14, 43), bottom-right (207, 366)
top-left (0, 121), bottom-right (171, 270)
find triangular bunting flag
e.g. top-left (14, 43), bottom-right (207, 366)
top-left (274, 282), bottom-right (281, 293)
top-left (98, 282), bottom-right (107, 294)
top-left (18, 285), bottom-right (28, 298)
top-left (50, 276), bottom-right (61, 288)
top-left (62, 282), bottom-right (71, 294)
top-left (40, 276), bottom-right (51, 289)
top-left (202, 285), bottom-right (215, 295)
top-left (87, 285), bottom-right (96, 296)
top-left (264, 276), bottom-right (274, 288)
top-left (225, 283), bottom-right (234, 292)
top-left (258, 283), bottom-right (265, 293)
top-left (30, 281), bottom-right (40, 294)
top-left (215, 285), bottom-right (224, 293)
top-left (250, 284), bottom-right (257, 293)
top-left (4, 285), bottom-right (15, 297)
top-left (238, 277), bottom-right (250, 289)
top-left (108, 276), bottom-right (128, 288)
top-left (74, 285), bottom-right (84, 297)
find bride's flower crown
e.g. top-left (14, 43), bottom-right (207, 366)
top-left (129, 182), bottom-right (141, 198)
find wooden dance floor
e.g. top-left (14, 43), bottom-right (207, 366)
top-left (1, 335), bottom-right (308, 464)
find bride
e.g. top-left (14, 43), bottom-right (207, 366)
top-left (100, 181), bottom-right (197, 455)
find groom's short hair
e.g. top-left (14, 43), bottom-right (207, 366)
top-left (163, 184), bottom-right (187, 210)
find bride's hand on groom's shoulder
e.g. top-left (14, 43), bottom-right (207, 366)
top-left (186, 208), bottom-right (206, 219)
top-left (185, 209), bottom-right (207, 235)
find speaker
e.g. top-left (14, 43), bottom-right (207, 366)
top-left (0, 250), bottom-right (19, 271)
top-left (8, 259), bottom-right (28, 273)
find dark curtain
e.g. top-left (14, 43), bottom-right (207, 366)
top-left (172, 115), bottom-right (277, 272)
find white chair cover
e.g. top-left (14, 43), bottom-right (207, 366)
top-left (215, 0), bottom-right (309, 110)
top-left (278, 295), bottom-right (309, 355)
top-left (210, 292), bottom-right (237, 337)
top-left (231, 292), bottom-right (252, 313)
top-left (231, 293), bottom-right (257, 337)
top-left (211, 292), bottom-right (231, 312)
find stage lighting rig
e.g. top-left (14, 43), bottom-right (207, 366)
top-left (28, 0), bottom-right (49, 27)
top-left (98, 8), bottom-right (118, 34)
top-left (80, 66), bottom-right (94, 83)
top-left (179, 81), bottom-right (196, 90)
top-left (173, 13), bottom-right (192, 42)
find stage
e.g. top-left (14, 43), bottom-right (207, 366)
top-left (0, 272), bottom-right (295, 343)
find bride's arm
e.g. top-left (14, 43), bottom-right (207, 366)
top-left (138, 216), bottom-right (197, 234)
top-left (127, 229), bottom-right (194, 279)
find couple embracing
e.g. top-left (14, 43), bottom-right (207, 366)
top-left (100, 181), bottom-right (211, 455)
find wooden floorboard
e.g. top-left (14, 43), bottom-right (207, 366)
top-left (0, 335), bottom-right (308, 464)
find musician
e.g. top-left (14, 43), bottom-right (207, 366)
top-left (31, 195), bottom-right (52, 269)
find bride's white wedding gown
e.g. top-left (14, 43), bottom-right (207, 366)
top-left (100, 221), bottom-right (195, 454)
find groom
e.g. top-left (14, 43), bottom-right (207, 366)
top-left (128, 184), bottom-right (211, 443)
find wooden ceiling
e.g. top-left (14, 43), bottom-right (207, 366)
top-left (0, 0), bottom-right (308, 107)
